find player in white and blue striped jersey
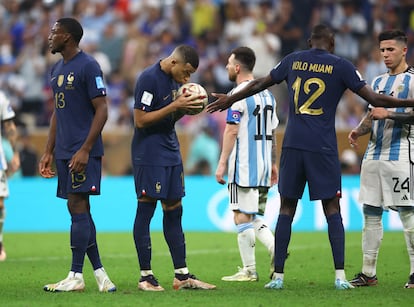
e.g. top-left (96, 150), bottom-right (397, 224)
top-left (348, 29), bottom-right (414, 289)
top-left (216, 47), bottom-right (279, 282)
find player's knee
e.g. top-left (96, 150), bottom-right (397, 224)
top-left (363, 204), bottom-right (383, 216)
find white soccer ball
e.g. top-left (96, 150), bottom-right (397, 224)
top-left (177, 82), bottom-right (208, 115)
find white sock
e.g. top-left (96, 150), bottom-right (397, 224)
top-left (174, 267), bottom-right (189, 275)
top-left (362, 215), bottom-right (383, 277)
top-left (400, 209), bottom-right (414, 275)
top-left (335, 269), bottom-right (346, 281)
top-left (141, 270), bottom-right (154, 277)
top-left (0, 208), bottom-right (5, 243)
top-left (237, 222), bottom-right (256, 271)
top-left (252, 217), bottom-right (274, 257)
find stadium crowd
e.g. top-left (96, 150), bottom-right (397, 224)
top-left (1, 0), bottom-right (414, 175)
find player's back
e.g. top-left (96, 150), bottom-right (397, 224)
top-left (270, 48), bottom-right (366, 154)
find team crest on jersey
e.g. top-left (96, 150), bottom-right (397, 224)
top-left (57, 75), bottom-right (64, 87)
top-left (397, 83), bottom-right (405, 95)
top-left (155, 181), bottom-right (161, 194)
top-left (66, 72), bottom-right (75, 90)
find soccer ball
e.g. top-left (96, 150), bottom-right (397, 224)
top-left (177, 82), bottom-right (208, 115)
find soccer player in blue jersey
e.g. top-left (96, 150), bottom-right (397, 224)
top-left (216, 47), bottom-right (278, 282)
top-left (39, 18), bottom-right (116, 293)
top-left (207, 24), bottom-right (414, 290)
top-left (348, 29), bottom-right (414, 289)
top-left (131, 45), bottom-right (216, 291)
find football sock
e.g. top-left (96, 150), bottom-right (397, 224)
top-left (86, 213), bottom-right (102, 270)
top-left (253, 216), bottom-right (274, 256)
top-left (0, 208), bottom-right (4, 247)
top-left (335, 269), bottom-right (346, 281)
top-left (141, 270), bottom-right (154, 277)
top-left (361, 214), bottom-right (382, 277)
top-left (274, 214), bottom-right (293, 273)
top-left (399, 208), bottom-right (414, 275)
top-left (133, 201), bottom-right (156, 270)
top-left (174, 267), bottom-right (190, 279)
top-left (326, 212), bottom-right (345, 270)
top-left (163, 205), bottom-right (187, 269)
top-left (70, 213), bottom-right (91, 273)
top-left (237, 222), bottom-right (256, 270)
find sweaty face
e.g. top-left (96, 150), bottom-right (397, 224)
top-left (379, 39), bottom-right (407, 73)
top-left (48, 22), bottom-right (69, 54)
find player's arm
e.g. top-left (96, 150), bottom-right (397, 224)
top-left (370, 108), bottom-right (414, 124)
top-left (348, 110), bottom-right (372, 150)
top-left (3, 118), bottom-right (20, 175)
top-left (207, 75), bottom-right (275, 113)
top-left (358, 85), bottom-right (414, 107)
top-left (216, 123), bottom-right (239, 185)
top-left (39, 110), bottom-right (56, 178)
top-left (134, 92), bottom-right (204, 128)
top-left (69, 96), bottom-right (108, 173)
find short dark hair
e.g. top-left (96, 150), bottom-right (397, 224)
top-left (378, 29), bottom-right (407, 44)
top-left (56, 17), bottom-right (83, 44)
top-left (176, 45), bottom-right (199, 69)
top-left (311, 24), bottom-right (334, 41)
top-left (231, 46), bottom-right (256, 72)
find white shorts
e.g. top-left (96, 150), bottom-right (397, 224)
top-left (0, 170), bottom-right (9, 198)
top-left (359, 160), bottom-right (411, 208)
top-left (229, 183), bottom-right (259, 214)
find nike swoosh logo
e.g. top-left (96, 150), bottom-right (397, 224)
top-left (163, 95), bottom-right (170, 100)
top-left (72, 184), bottom-right (81, 189)
top-left (51, 77), bottom-right (56, 81)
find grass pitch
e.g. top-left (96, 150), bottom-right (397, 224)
top-left (0, 231), bottom-right (412, 306)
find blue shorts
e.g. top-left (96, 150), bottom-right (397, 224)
top-left (278, 148), bottom-right (341, 201)
top-left (133, 164), bottom-right (185, 200)
top-left (55, 158), bottom-right (102, 199)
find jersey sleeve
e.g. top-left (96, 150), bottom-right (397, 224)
top-left (84, 60), bottom-right (107, 99)
top-left (0, 91), bottom-right (15, 121)
top-left (134, 73), bottom-right (157, 112)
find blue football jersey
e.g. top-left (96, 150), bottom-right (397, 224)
top-left (270, 48), bottom-right (366, 155)
top-left (50, 51), bottom-right (105, 159)
top-left (131, 62), bottom-right (182, 166)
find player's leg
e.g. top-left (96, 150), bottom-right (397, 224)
top-left (398, 206), bottom-right (414, 288)
top-left (0, 198), bottom-right (5, 261)
top-left (0, 170), bottom-right (9, 261)
top-left (265, 148), bottom-right (303, 289)
top-left (222, 184), bottom-right (258, 282)
top-left (163, 165), bottom-right (215, 290)
top-left (254, 188), bottom-right (274, 270)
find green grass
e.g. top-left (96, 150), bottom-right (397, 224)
top-left (0, 231), bottom-right (412, 306)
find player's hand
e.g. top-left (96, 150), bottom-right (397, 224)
top-left (215, 164), bottom-right (226, 185)
top-left (69, 148), bottom-right (89, 173)
top-left (348, 130), bottom-right (359, 150)
top-left (175, 91), bottom-right (206, 113)
top-left (369, 107), bottom-right (389, 120)
top-left (206, 93), bottom-right (232, 113)
top-left (39, 152), bottom-right (55, 178)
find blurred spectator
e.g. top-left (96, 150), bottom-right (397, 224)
top-left (17, 129), bottom-right (37, 177)
top-left (186, 116), bottom-right (220, 176)
top-left (340, 149), bottom-right (361, 175)
top-left (331, 0), bottom-right (368, 62)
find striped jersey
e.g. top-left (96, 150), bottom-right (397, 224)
top-left (226, 81), bottom-right (279, 187)
top-left (0, 90), bottom-right (15, 171)
top-left (364, 67), bottom-right (414, 162)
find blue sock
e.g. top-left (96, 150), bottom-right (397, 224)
top-left (163, 206), bottom-right (186, 269)
top-left (327, 212), bottom-right (345, 270)
top-left (86, 213), bottom-right (102, 270)
top-left (275, 214), bottom-right (293, 273)
top-left (133, 201), bottom-right (156, 270)
top-left (70, 213), bottom-right (90, 273)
